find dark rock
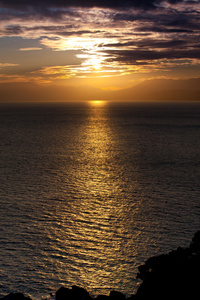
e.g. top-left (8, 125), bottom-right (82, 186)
top-left (95, 295), bottom-right (110, 300)
top-left (56, 287), bottom-right (71, 300)
top-left (0, 293), bottom-right (32, 300)
top-left (56, 286), bottom-right (92, 300)
top-left (109, 291), bottom-right (125, 300)
top-left (135, 231), bottom-right (200, 299)
top-left (189, 231), bottom-right (200, 254)
top-left (126, 295), bottom-right (136, 300)
top-left (71, 286), bottom-right (91, 300)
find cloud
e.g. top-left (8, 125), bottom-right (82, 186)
top-left (19, 47), bottom-right (43, 51)
top-left (0, 0), bottom-right (199, 84)
top-left (1, 0), bottom-right (198, 13)
top-left (0, 0), bottom-right (156, 10)
top-left (3, 25), bottom-right (23, 35)
top-left (0, 63), bottom-right (19, 68)
top-left (105, 49), bottom-right (200, 64)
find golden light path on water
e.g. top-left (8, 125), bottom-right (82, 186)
top-left (1, 102), bottom-right (200, 299)
top-left (44, 100), bottom-right (145, 296)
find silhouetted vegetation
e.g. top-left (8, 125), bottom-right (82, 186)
top-left (134, 231), bottom-right (200, 299)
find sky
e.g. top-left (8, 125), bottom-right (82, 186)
top-left (0, 0), bottom-right (200, 100)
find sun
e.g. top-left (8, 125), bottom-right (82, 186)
top-left (88, 56), bottom-right (101, 70)
top-left (91, 58), bottom-right (101, 70)
top-left (89, 100), bottom-right (106, 105)
top-left (77, 53), bottom-right (102, 72)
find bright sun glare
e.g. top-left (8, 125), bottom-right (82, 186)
top-left (90, 100), bottom-right (106, 105)
top-left (91, 58), bottom-right (101, 70)
top-left (77, 52), bottom-right (104, 72)
top-left (84, 55), bottom-right (102, 71)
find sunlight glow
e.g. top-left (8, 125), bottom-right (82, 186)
top-left (58, 37), bottom-right (112, 51)
top-left (90, 100), bottom-right (106, 105)
top-left (76, 53), bottom-right (108, 72)
top-left (91, 58), bottom-right (101, 70)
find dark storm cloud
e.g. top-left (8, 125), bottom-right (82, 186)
top-left (0, 0), bottom-right (198, 10)
top-left (101, 4), bottom-right (200, 66)
top-left (166, 17), bottom-right (200, 32)
top-left (1, 23), bottom-right (103, 38)
top-left (135, 26), bottom-right (193, 33)
top-left (167, 0), bottom-right (200, 3)
top-left (0, 0), bottom-right (156, 22)
top-left (132, 12), bottom-right (200, 34)
top-left (113, 9), bottom-right (199, 31)
top-left (3, 25), bottom-right (23, 35)
top-left (103, 39), bottom-right (189, 49)
top-left (105, 48), bottom-right (200, 64)
top-left (0, 6), bottom-right (81, 21)
top-left (1, 0), bottom-right (154, 10)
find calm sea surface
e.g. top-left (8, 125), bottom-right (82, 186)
top-left (0, 101), bottom-right (200, 299)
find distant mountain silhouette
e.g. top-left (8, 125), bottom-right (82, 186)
top-left (0, 78), bottom-right (200, 102)
top-left (110, 78), bottom-right (200, 101)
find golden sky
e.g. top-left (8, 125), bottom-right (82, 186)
top-left (0, 0), bottom-right (200, 100)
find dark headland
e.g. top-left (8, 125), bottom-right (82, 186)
top-left (1, 231), bottom-right (200, 300)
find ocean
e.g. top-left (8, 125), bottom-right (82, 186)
top-left (0, 101), bottom-right (199, 299)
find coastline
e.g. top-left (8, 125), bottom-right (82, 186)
top-left (1, 231), bottom-right (199, 300)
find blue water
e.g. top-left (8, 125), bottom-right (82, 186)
top-left (0, 101), bottom-right (199, 299)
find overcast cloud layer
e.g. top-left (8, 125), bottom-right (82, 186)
top-left (1, 0), bottom-right (199, 9)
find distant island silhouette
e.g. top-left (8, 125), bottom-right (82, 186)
top-left (1, 231), bottom-right (199, 300)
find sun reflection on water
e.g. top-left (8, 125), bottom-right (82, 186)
top-left (67, 104), bottom-right (134, 293)
top-left (46, 103), bottom-right (142, 296)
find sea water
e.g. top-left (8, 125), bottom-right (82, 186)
top-left (0, 101), bottom-right (199, 299)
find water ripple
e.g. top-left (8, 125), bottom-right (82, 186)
top-left (0, 102), bottom-right (200, 299)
